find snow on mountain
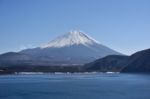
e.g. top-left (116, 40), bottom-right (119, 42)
top-left (41, 30), bottom-right (100, 48)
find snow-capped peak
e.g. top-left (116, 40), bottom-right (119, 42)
top-left (41, 30), bottom-right (100, 48)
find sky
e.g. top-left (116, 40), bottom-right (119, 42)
top-left (0, 0), bottom-right (150, 55)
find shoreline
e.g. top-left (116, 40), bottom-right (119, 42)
top-left (0, 71), bottom-right (120, 75)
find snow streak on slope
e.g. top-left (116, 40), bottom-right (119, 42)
top-left (41, 31), bottom-right (100, 48)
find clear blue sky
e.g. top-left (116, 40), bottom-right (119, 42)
top-left (0, 0), bottom-right (150, 55)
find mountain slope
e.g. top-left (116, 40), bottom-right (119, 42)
top-left (20, 31), bottom-right (121, 65)
top-left (0, 52), bottom-right (34, 67)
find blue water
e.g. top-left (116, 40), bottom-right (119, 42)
top-left (0, 73), bottom-right (150, 99)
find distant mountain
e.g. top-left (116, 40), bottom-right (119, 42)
top-left (19, 30), bottom-right (121, 65)
top-left (0, 30), bottom-right (121, 67)
top-left (84, 48), bottom-right (150, 73)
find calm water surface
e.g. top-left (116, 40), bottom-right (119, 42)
top-left (0, 73), bottom-right (150, 99)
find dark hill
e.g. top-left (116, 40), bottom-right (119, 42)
top-left (84, 55), bottom-right (128, 72)
top-left (84, 48), bottom-right (150, 73)
top-left (122, 49), bottom-right (150, 73)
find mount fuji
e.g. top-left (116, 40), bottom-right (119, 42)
top-left (0, 31), bottom-right (122, 67)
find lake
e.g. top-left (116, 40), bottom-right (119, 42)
top-left (0, 73), bottom-right (150, 99)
